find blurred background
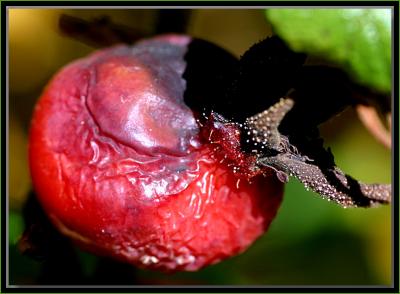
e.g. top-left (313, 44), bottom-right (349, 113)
top-left (8, 9), bottom-right (392, 286)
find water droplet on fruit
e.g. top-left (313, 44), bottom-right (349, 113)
top-left (189, 137), bottom-right (201, 149)
top-left (140, 255), bottom-right (159, 265)
top-left (175, 254), bottom-right (195, 265)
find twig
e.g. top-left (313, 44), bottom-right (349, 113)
top-left (356, 104), bottom-right (391, 149)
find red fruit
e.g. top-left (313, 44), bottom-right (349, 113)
top-left (28, 35), bottom-right (283, 272)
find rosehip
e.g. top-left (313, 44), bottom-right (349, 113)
top-left (28, 35), bottom-right (283, 272)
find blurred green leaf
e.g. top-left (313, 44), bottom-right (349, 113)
top-left (265, 9), bottom-right (391, 93)
top-left (237, 226), bottom-right (376, 285)
top-left (9, 210), bottom-right (24, 245)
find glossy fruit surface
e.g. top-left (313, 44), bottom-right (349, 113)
top-left (29, 35), bottom-right (283, 272)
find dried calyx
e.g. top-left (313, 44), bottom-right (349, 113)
top-left (192, 36), bottom-right (391, 208)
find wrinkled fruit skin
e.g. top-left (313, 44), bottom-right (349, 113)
top-left (29, 35), bottom-right (283, 272)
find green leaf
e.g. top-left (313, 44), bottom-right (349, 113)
top-left (9, 210), bottom-right (24, 245)
top-left (265, 9), bottom-right (391, 93)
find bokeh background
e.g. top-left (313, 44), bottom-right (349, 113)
top-left (8, 9), bottom-right (392, 286)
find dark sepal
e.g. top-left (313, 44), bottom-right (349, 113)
top-left (226, 36), bottom-right (307, 121)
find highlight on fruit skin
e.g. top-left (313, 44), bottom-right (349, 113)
top-left (28, 34), bottom-right (284, 272)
